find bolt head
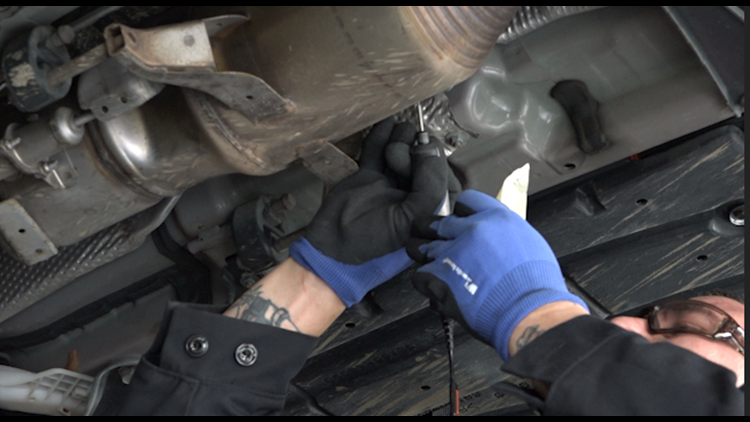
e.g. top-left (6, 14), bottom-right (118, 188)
top-left (729, 205), bottom-right (744, 227)
top-left (40, 160), bottom-right (58, 173)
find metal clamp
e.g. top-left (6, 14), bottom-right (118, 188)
top-left (103, 16), bottom-right (294, 122)
top-left (0, 107), bottom-right (85, 189)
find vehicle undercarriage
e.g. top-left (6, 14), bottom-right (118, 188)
top-left (0, 6), bottom-right (743, 415)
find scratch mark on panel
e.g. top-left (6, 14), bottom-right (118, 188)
top-left (660, 234), bottom-right (704, 260)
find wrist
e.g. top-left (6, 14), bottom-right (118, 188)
top-left (507, 300), bottom-right (590, 357)
top-left (289, 237), bottom-right (412, 307)
top-left (472, 261), bottom-right (588, 360)
top-left (223, 258), bottom-right (345, 337)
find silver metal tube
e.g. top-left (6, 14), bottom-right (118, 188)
top-left (73, 113), bottom-right (96, 127)
top-left (417, 102), bottom-right (425, 133)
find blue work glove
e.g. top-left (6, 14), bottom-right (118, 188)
top-left (290, 117), bottom-right (460, 307)
top-left (407, 190), bottom-right (588, 360)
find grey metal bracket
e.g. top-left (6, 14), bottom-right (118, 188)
top-left (77, 58), bottom-right (165, 121)
top-left (0, 198), bottom-right (58, 265)
top-left (102, 16), bottom-right (294, 123)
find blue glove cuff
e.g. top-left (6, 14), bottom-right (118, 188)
top-left (475, 260), bottom-right (589, 361)
top-left (289, 237), bottom-right (413, 307)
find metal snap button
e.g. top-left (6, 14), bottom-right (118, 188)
top-left (185, 335), bottom-right (209, 357)
top-left (235, 343), bottom-right (258, 367)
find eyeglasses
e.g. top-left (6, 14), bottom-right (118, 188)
top-left (645, 299), bottom-right (744, 356)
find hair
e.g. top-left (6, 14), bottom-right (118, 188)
top-left (698, 288), bottom-right (744, 305)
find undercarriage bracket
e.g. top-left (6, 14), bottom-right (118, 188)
top-left (103, 16), bottom-right (294, 123)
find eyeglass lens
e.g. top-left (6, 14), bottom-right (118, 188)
top-left (652, 301), bottom-right (725, 334)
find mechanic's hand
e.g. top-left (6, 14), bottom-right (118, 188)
top-left (290, 117), bottom-right (460, 307)
top-left (407, 190), bottom-right (588, 360)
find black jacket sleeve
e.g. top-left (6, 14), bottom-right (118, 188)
top-left (501, 316), bottom-right (744, 416)
top-left (104, 302), bottom-right (318, 416)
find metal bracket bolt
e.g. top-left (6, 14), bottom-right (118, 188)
top-left (268, 193), bottom-right (296, 217)
top-left (38, 160), bottom-right (67, 190)
top-left (39, 160), bottom-right (58, 174)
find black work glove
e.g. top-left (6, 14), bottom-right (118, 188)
top-left (290, 117), bottom-right (461, 307)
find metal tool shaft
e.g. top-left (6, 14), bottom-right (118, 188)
top-left (416, 103), bottom-right (430, 145)
top-left (417, 101), bottom-right (425, 133)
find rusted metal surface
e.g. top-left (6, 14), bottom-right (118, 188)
top-left (406, 6), bottom-right (519, 70)
top-left (298, 141), bottom-right (359, 186)
top-left (47, 43), bottom-right (109, 88)
top-left (183, 6), bottom-right (517, 176)
top-left (107, 22), bottom-right (215, 69)
top-left (0, 6), bottom-right (513, 269)
top-left (82, 6), bottom-right (516, 186)
top-left (104, 16), bottom-right (293, 123)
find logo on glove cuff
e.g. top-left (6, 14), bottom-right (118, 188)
top-left (442, 258), bottom-right (477, 295)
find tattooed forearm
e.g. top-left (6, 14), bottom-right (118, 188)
top-left (515, 324), bottom-right (547, 352)
top-left (225, 287), bottom-right (300, 332)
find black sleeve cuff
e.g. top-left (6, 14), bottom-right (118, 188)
top-left (114, 302), bottom-right (318, 415)
top-left (501, 315), bottom-right (635, 383)
top-left (501, 316), bottom-right (743, 415)
top-left (153, 303), bottom-right (317, 393)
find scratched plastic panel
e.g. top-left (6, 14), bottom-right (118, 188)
top-left (529, 126), bottom-right (744, 259)
top-left (562, 220), bottom-right (743, 314)
top-left (529, 125), bottom-right (744, 313)
top-left (0, 219), bottom-right (144, 323)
